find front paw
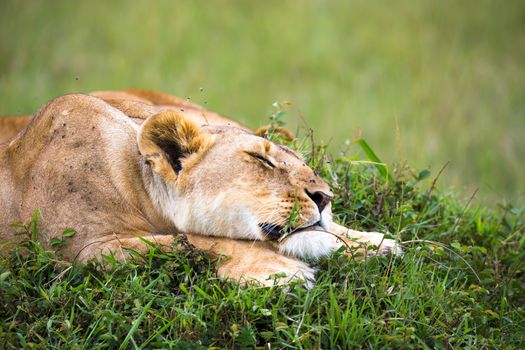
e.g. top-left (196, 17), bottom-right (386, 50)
top-left (218, 254), bottom-right (316, 288)
top-left (336, 229), bottom-right (403, 257)
top-left (263, 257), bottom-right (317, 288)
top-left (366, 236), bottom-right (403, 256)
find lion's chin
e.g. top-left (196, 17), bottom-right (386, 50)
top-left (276, 226), bottom-right (340, 260)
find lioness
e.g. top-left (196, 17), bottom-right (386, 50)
top-left (0, 90), bottom-right (400, 286)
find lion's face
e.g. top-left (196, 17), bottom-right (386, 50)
top-left (138, 112), bottom-right (337, 259)
top-left (179, 126), bottom-right (333, 239)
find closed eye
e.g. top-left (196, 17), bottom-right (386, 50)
top-left (245, 151), bottom-right (275, 168)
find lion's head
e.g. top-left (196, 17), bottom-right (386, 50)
top-left (137, 112), bottom-right (337, 259)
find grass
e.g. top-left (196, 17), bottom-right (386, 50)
top-left (0, 0), bottom-right (524, 202)
top-left (1, 134), bottom-right (524, 349)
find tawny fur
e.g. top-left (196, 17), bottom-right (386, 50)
top-left (0, 90), bottom-right (400, 286)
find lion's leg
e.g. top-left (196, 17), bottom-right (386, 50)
top-left (74, 233), bottom-right (314, 286)
top-left (186, 235), bottom-right (315, 287)
top-left (329, 222), bottom-right (402, 256)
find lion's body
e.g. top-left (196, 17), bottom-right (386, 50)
top-left (1, 94), bottom-right (170, 255)
top-left (0, 90), bottom-right (399, 285)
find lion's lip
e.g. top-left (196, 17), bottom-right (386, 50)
top-left (259, 222), bottom-right (324, 239)
top-left (291, 224), bottom-right (324, 234)
top-left (258, 223), bottom-right (284, 238)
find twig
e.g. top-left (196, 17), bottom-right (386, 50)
top-left (45, 265), bottom-right (73, 287)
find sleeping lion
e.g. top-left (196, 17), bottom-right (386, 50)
top-left (0, 90), bottom-right (401, 286)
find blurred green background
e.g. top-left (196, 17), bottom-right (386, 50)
top-left (1, 0), bottom-right (524, 204)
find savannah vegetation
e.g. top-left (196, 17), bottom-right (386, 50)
top-left (0, 0), bottom-right (524, 349)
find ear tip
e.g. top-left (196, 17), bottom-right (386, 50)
top-left (255, 125), bottom-right (294, 141)
top-left (138, 111), bottom-right (208, 152)
top-left (147, 111), bottom-right (186, 125)
top-left (140, 111), bottom-right (200, 137)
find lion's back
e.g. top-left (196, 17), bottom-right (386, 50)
top-left (0, 94), bottom-right (141, 237)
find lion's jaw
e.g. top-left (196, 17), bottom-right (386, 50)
top-left (145, 172), bottom-right (282, 241)
top-left (171, 190), bottom-right (265, 240)
top-left (276, 203), bottom-right (342, 260)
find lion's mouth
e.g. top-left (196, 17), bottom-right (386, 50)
top-left (258, 223), bottom-right (284, 239)
top-left (259, 222), bottom-right (324, 240)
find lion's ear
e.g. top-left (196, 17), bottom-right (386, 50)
top-left (255, 125), bottom-right (294, 142)
top-left (137, 111), bottom-right (211, 181)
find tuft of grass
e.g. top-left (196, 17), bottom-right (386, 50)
top-left (1, 135), bottom-right (524, 349)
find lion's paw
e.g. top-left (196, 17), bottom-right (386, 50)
top-left (373, 237), bottom-right (403, 256)
top-left (266, 259), bottom-right (317, 288)
top-left (341, 231), bottom-right (403, 257)
top-left (234, 257), bottom-right (316, 288)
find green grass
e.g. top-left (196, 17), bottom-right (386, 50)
top-left (0, 0), bottom-right (524, 202)
top-left (1, 137), bottom-right (524, 349)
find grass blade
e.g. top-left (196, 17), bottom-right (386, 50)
top-left (119, 300), bottom-right (153, 350)
top-left (355, 138), bottom-right (392, 181)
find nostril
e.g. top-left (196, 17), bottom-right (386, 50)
top-left (305, 190), bottom-right (332, 213)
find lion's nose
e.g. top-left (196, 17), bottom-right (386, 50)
top-left (305, 190), bottom-right (332, 213)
